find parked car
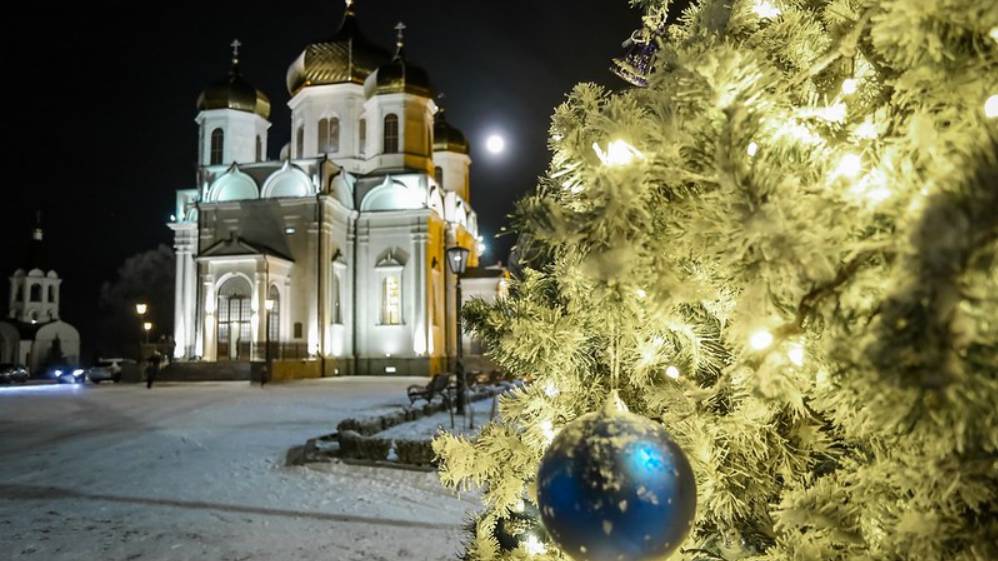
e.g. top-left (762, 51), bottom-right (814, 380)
top-left (83, 364), bottom-right (121, 384)
top-left (0, 364), bottom-right (30, 384)
top-left (51, 366), bottom-right (86, 384)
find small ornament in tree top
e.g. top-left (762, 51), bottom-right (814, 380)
top-left (493, 501), bottom-right (549, 553)
top-left (536, 391), bottom-right (696, 561)
top-left (610, 10), bottom-right (667, 87)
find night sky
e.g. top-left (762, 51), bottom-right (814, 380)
top-left (4, 0), bottom-right (645, 354)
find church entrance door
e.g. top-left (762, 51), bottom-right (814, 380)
top-left (216, 277), bottom-right (252, 361)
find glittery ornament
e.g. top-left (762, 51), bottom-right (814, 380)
top-left (537, 392), bottom-right (696, 561)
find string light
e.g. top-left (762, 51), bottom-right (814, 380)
top-left (540, 419), bottom-right (557, 443)
top-left (853, 120), bottom-right (878, 140)
top-left (523, 534), bottom-right (547, 555)
top-left (991, 26), bottom-right (998, 44)
top-left (544, 382), bottom-right (560, 398)
top-left (635, 288), bottom-right (647, 299)
top-left (985, 95), bottom-right (998, 119)
top-left (841, 78), bottom-right (858, 95)
top-left (815, 102), bottom-right (848, 123)
top-left (666, 366), bottom-right (681, 379)
top-left (749, 329), bottom-right (774, 351)
top-left (787, 343), bottom-right (805, 366)
top-left (752, 0), bottom-right (781, 20)
top-left (593, 140), bottom-right (644, 166)
top-left (747, 142), bottom-right (759, 157)
top-left (832, 153), bottom-right (863, 179)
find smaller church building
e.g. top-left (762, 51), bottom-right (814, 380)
top-left (0, 224), bottom-right (80, 373)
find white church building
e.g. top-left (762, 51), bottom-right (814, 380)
top-left (169, 2), bottom-right (504, 377)
top-left (0, 223), bottom-right (81, 373)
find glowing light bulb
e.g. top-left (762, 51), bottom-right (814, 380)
top-left (752, 0), bottom-right (781, 19)
top-left (666, 366), bottom-right (681, 380)
top-left (985, 95), bottom-right (998, 119)
top-left (749, 329), bottom-right (774, 351)
top-left (991, 27), bottom-right (998, 44)
top-left (593, 140), bottom-right (644, 166)
top-left (747, 142), bottom-right (759, 157)
top-left (635, 288), bottom-right (647, 299)
top-left (817, 102), bottom-right (848, 123)
top-left (787, 343), bottom-right (805, 366)
top-left (833, 153), bottom-right (863, 179)
top-left (523, 534), bottom-right (547, 555)
top-left (540, 420), bottom-right (557, 443)
top-left (841, 78), bottom-right (858, 95)
top-left (544, 383), bottom-right (559, 398)
top-left (854, 120), bottom-right (878, 140)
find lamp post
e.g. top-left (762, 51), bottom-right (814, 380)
top-left (143, 322), bottom-right (153, 344)
top-left (446, 246), bottom-right (470, 417)
top-left (135, 303), bottom-right (148, 362)
top-left (263, 298), bottom-right (275, 387)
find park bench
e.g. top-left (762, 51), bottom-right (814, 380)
top-left (407, 373), bottom-right (452, 405)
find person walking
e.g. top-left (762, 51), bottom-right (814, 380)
top-left (145, 352), bottom-right (161, 389)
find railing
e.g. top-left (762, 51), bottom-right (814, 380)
top-left (215, 342), bottom-right (311, 362)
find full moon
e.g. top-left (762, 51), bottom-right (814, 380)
top-left (485, 134), bottom-right (506, 155)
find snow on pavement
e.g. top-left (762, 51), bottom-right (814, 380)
top-left (0, 378), bottom-right (478, 561)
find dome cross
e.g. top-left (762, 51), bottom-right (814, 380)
top-left (395, 21), bottom-right (406, 49)
top-left (230, 38), bottom-right (242, 65)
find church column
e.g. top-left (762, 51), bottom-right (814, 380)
top-left (171, 223), bottom-right (197, 359)
top-left (410, 226), bottom-right (429, 358)
top-left (201, 272), bottom-right (216, 361)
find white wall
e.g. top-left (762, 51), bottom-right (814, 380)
top-left (196, 109), bottom-right (271, 167)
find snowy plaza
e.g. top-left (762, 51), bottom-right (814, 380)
top-left (0, 378), bottom-right (476, 561)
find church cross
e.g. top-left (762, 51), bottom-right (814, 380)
top-left (395, 21), bottom-right (407, 48)
top-left (230, 38), bottom-right (242, 65)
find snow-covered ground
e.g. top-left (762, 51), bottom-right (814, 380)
top-left (0, 378), bottom-right (479, 561)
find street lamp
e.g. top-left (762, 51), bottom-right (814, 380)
top-left (263, 298), bottom-right (275, 387)
top-left (446, 246), bottom-right (471, 419)
top-left (135, 303), bottom-right (149, 361)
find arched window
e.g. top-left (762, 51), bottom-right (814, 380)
top-left (317, 118), bottom-right (328, 153)
top-left (317, 117), bottom-right (340, 154)
top-left (15, 284), bottom-right (23, 302)
top-left (434, 166), bottom-right (444, 189)
top-left (255, 135), bottom-right (263, 161)
top-left (332, 270), bottom-right (342, 324)
top-left (358, 118), bottom-right (367, 156)
top-left (381, 273), bottom-right (402, 325)
top-left (210, 128), bottom-right (224, 165)
top-left (296, 125), bottom-right (305, 158)
top-left (267, 285), bottom-right (280, 343)
top-left (30, 284), bottom-right (42, 302)
top-left (48, 285), bottom-right (55, 303)
top-left (383, 114), bottom-right (399, 154)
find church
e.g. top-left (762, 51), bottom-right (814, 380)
top-left (0, 222), bottom-right (81, 373)
top-left (169, 1), bottom-right (503, 377)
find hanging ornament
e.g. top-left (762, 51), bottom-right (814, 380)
top-left (610, 11), bottom-right (667, 87)
top-left (492, 501), bottom-right (550, 553)
top-left (536, 392), bottom-right (696, 561)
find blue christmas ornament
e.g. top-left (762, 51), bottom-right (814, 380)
top-left (537, 392), bottom-right (696, 561)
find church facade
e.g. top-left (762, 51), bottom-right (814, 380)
top-left (169, 3), bottom-right (502, 376)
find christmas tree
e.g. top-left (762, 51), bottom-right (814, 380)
top-left (434, 1), bottom-right (997, 560)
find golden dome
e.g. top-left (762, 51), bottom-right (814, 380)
top-left (365, 23), bottom-right (433, 98)
top-left (433, 108), bottom-right (468, 154)
top-left (286, 3), bottom-right (391, 96)
top-left (197, 41), bottom-right (271, 119)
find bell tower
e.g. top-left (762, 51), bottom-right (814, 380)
top-left (8, 215), bottom-right (61, 324)
top-left (196, 40), bottom-right (272, 168)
